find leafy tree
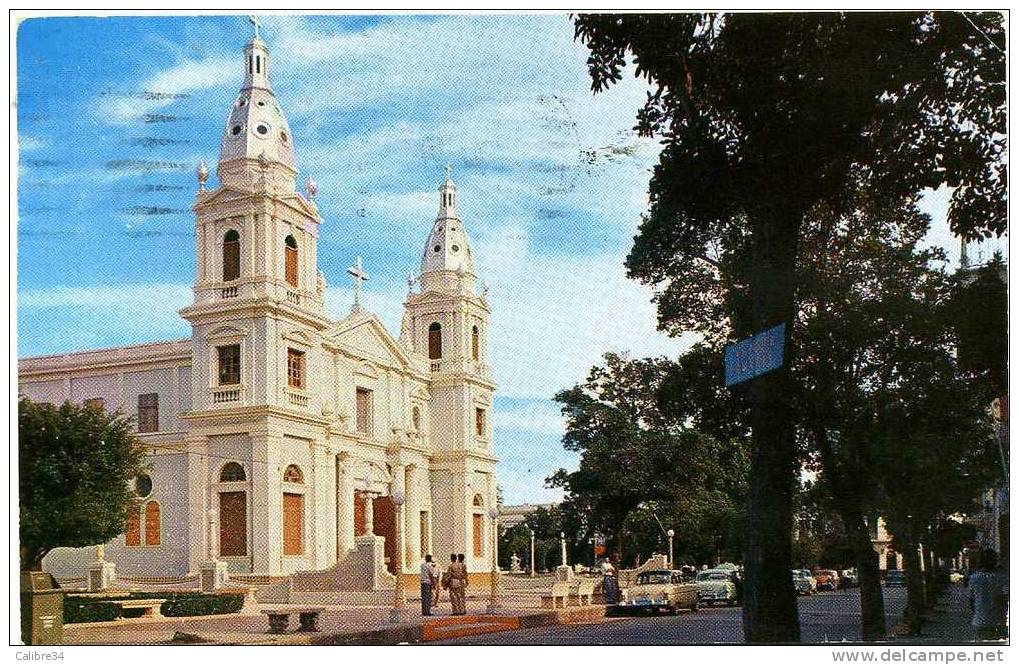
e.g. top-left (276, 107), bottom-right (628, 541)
top-left (549, 352), bottom-right (749, 568)
top-left (19, 398), bottom-right (147, 570)
top-left (524, 505), bottom-right (564, 571)
top-left (950, 257), bottom-right (1009, 398)
top-left (498, 524), bottom-right (534, 570)
top-left (573, 11), bottom-right (1005, 642)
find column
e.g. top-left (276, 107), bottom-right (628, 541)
top-left (405, 465), bottom-right (422, 565)
top-left (251, 432), bottom-right (283, 575)
top-left (185, 436), bottom-right (209, 573)
top-left (392, 463), bottom-right (407, 571)
top-left (336, 455), bottom-right (355, 555)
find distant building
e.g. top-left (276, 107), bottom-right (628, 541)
top-left (499, 503), bottom-right (556, 531)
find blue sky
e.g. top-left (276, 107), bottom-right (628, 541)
top-left (15, 14), bottom-right (1006, 504)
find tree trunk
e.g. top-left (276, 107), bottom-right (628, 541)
top-left (813, 424), bottom-right (886, 640)
top-left (741, 211), bottom-right (802, 643)
top-left (901, 535), bottom-right (926, 635)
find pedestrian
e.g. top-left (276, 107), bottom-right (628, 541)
top-left (969, 548), bottom-right (1008, 641)
top-left (431, 557), bottom-right (442, 610)
top-left (448, 553), bottom-right (468, 615)
top-left (601, 556), bottom-right (619, 605)
top-left (420, 554), bottom-right (436, 616)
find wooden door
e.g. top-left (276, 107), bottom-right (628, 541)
top-left (354, 492), bottom-right (366, 536)
top-left (283, 493), bottom-right (304, 555)
top-left (285, 246), bottom-right (298, 287)
top-left (219, 491), bottom-right (247, 556)
top-left (473, 513), bottom-right (484, 558)
top-left (373, 496), bottom-right (396, 573)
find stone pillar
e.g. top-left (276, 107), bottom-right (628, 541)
top-left (336, 455), bottom-right (355, 556)
top-left (87, 546), bottom-right (116, 592)
top-left (251, 432), bottom-right (284, 575)
top-left (405, 466), bottom-right (422, 566)
top-left (391, 463), bottom-right (407, 572)
top-left (185, 436), bottom-right (209, 573)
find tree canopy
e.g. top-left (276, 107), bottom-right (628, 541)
top-left (19, 398), bottom-right (148, 570)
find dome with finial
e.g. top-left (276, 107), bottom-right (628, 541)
top-left (305, 176), bottom-right (318, 199)
top-left (217, 17), bottom-right (297, 187)
top-left (420, 166), bottom-right (476, 282)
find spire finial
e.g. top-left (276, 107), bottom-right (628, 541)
top-left (248, 15), bottom-right (261, 40)
top-left (347, 256), bottom-right (370, 312)
top-left (444, 163), bottom-right (453, 182)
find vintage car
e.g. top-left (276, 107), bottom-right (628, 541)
top-left (814, 569), bottom-right (841, 591)
top-left (840, 568), bottom-right (860, 588)
top-left (696, 569), bottom-right (739, 606)
top-left (792, 569), bottom-right (816, 595)
top-left (884, 570), bottom-right (906, 587)
top-left (618, 570), bottom-right (699, 614)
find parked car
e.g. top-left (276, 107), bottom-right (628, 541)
top-left (697, 569), bottom-right (739, 606)
top-left (814, 569), bottom-right (841, 591)
top-left (792, 569), bottom-right (816, 595)
top-left (884, 570), bottom-right (906, 587)
top-left (839, 568), bottom-right (859, 588)
top-left (617, 570), bottom-right (699, 614)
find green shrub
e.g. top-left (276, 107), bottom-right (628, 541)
top-left (161, 593), bottom-right (244, 617)
top-left (64, 599), bottom-right (123, 623)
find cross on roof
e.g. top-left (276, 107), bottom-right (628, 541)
top-left (444, 163), bottom-right (453, 181)
top-left (248, 15), bottom-right (261, 39)
top-left (347, 256), bottom-right (369, 311)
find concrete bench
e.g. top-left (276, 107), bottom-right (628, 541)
top-left (113, 598), bottom-right (165, 618)
top-left (261, 606), bottom-right (325, 634)
top-left (576, 581), bottom-right (595, 606)
top-left (548, 581), bottom-right (571, 609)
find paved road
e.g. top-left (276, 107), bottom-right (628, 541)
top-left (435, 588), bottom-right (907, 645)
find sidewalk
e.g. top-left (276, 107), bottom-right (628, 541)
top-left (60, 589), bottom-right (601, 645)
top-left (896, 584), bottom-right (986, 644)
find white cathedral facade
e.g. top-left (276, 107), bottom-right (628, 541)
top-left (19, 29), bottom-right (499, 583)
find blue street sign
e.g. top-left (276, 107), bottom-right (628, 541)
top-left (724, 323), bottom-right (786, 387)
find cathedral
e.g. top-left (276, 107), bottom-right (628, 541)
top-left (18, 27), bottom-right (499, 585)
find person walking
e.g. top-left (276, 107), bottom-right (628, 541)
top-left (601, 556), bottom-right (619, 605)
top-left (420, 554), bottom-right (436, 616)
top-left (448, 553), bottom-right (468, 615)
top-left (431, 557), bottom-right (443, 611)
top-left (969, 548), bottom-right (1009, 641)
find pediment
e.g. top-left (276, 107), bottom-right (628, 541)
top-left (193, 186), bottom-right (253, 210)
top-left (207, 324), bottom-right (248, 341)
top-left (325, 312), bottom-right (412, 370)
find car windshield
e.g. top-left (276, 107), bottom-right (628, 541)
top-left (697, 572), bottom-right (729, 581)
top-left (637, 572), bottom-right (671, 585)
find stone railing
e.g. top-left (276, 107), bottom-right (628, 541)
top-left (286, 390), bottom-right (309, 408)
top-left (221, 285), bottom-right (238, 298)
top-left (211, 386), bottom-right (242, 404)
top-left (286, 290), bottom-right (300, 306)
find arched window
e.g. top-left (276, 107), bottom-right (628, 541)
top-left (134, 474), bottom-right (152, 498)
top-left (283, 464), bottom-right (304, 484)
top-left (125, 507), bottom-right (141, 547)
top-left (412, 406), bottom-right (421, 431)
top-left (472, 494), bottom-right (485, 558)
top-left (428, 322), bottom-right (442, 360)
top-left (473, 493), bottom-right (484, 507)
top-left (220, 462), bottom-right (246, 482)
top-left (223, 230), bottom-right (240, 282)
top-left (472, 325), bottom-right (480, 361)
top-left (144, 501), bottom-right (161, 546)
top-left (284, 235), bottom-right (298, 287)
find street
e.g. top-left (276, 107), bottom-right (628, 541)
top-left (434, 587), bottom-right (907, 645)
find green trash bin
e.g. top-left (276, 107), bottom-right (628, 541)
top-left (20, 571), bottom-right (64, 645)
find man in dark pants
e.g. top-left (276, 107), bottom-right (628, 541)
top-left (420, 554), bottom-right (437, 616)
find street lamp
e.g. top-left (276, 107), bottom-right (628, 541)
top-left (389, 490), bottom-right (410, 623)
top-left (487, 506), bottom-right (502, 613)
top-left (560, 531), bottom-right (567, 567)
top-left (667, 529), bottom-right (675, 569)
top-left (529, 528), bottom-right (536, 577)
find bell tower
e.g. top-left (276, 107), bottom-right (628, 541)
top-left (403, 169), bottom-right (498, 571)
top-left (180, 21), bottom-right (330, 415)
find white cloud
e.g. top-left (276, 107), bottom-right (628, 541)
top-left (495, 400), bottom-right (566, 435)
top-left (97, 56), bottom-right (234, 125)
top-left (18, 135), bottom-right (47, 152)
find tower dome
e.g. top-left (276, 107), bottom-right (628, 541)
top-left (217, 22), bottom-right (297, 191)
top-left (420, 168), bottom-right (476, 287)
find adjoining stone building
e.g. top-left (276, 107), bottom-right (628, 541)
top-left (19, 28), bottom-right (499, 585)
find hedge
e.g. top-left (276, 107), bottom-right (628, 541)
top-left (63, 592), bottom-right (245, 623)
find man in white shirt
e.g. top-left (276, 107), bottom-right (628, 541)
top-left (420, 554), bottom-right (437, 616)
top-left (970, 549), bottom-right (1008, 641)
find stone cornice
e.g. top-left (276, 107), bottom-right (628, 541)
top-left (181, 403), bottom-right (331, 429)
top-left (179, 298), bottom-right (332, 331)
top-left (19, 339), bottom-right (191, 378)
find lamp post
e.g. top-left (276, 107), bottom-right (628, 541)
top-left (667, 529), bottom-right (675, 569)
top-left (529, 528), bottom-right (536, 577)
top-left (487, 506), bottom-right (502, 613)
top-left (387, 486), bottom-right (407, 623)
top-left (560, 532), bottom-right (567, 567)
